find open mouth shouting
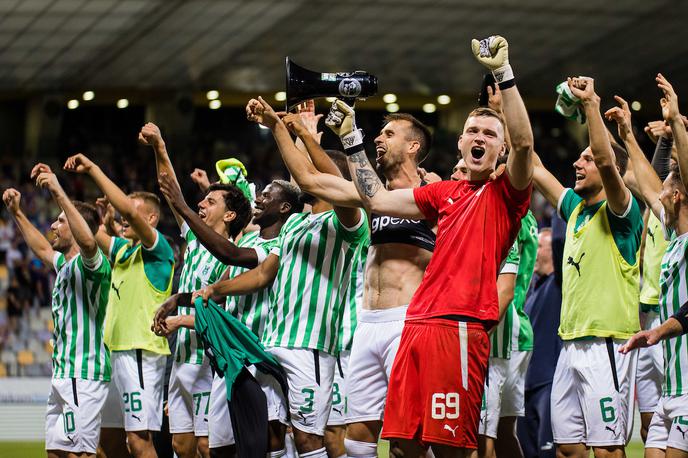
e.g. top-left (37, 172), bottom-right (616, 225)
top-left (375, 145), bottom-right (386, 164)
top-left (470, 146), bottom-right (486, 161)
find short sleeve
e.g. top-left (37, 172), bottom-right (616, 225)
top-left (334, 209), bottom-right (369, 244)
top-left (109, 237), bottom-right (129, 263)
top-left (413, 181), bottom-right (451, 220)
top-left (500, 173), bottom-right (532, 219)
top-left (141, 230), bottom-right (175, 291)
top-left (82, 249), bottom-right (105, 271)
top-left (500, 241), bottom-right (520, 274)
top-left (180, 222), bottom-right (191, 240)
top-left (52, 252), bottom-right (65, 273)
top-left (557, 188), bottom-right (583, 222)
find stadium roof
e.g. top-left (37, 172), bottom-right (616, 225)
top-left (0, 0), bottom-right (685, 103)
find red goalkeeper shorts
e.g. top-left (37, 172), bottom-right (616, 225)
top-left (381, 318), bottom-right (489, 448)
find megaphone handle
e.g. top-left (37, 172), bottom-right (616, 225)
top-left (343, 97), bottom-right (357, 108)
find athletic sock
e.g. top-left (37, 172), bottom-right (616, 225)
top-left (285, 432), bottom-right (297, 458)
top-left (299, 446), bottom-right (327, 458)
top-left (344, 438), bottom-right (377, 458)
top-left (270, 449), bottom-right (287, 458)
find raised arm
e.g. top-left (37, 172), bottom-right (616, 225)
top-left (158, 172), bottom-right (260, 269)
top-left (64, 153), bottom-right (157, 248)
top-left (658, 73), bottom-right (688, 191)
top-left (471, 35), bottom-right (532, 190)
top-left (2, 188), bottom-right (55, 267)
top-left (323, 100), bottom-right (424, 218)
top-left (531, 152), bottom-right (566, 208)
top-left (193, 253), bottom-right (280, 304)
top-left (604, 96), bottom-right (663, 218)
top-left (139, 122), bottom-right (184, 227)
top-left (32, 165), bottom-right (99, 259)
top-left (569, 77), bottom-right (630, 215)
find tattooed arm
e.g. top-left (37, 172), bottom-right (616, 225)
top-left (346, 150), bottom-right (422, 218)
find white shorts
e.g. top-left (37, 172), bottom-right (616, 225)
top-left (637, 312), bottom-right (663, 413)
top-left (328, 351), bottom-right (350, 426)
top-left (45, 378), bottom-right (109, 454)
top-left (480, 357), bottom-right (509, 439)
top-left (346, 306), bottom-right (406, 424)
top-left (168, 359), bottom-right (213, 435)
top-left (501, 350), bottom-right (532, 417)
top-left (646, 394), bottom-right (688, 452)
top-left (551, 338), bottom-right (637, 446)
top-left (208, 367), bottom-right (288, 449)
top-left (101, 350), bottom-right (166, 432)
top-left (268, 346), bottom-right (336, 436)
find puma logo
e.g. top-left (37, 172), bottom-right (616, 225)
top-left (112, 280), bottom-right (124, 299)
top-left (567, 252), bottom-right (585, 276)
top-left (605, 425), bottom-right (616, 435)
top-left (333, 407), bottom-right (343, 415)
top-left (444, 424), bottom-right (459, 438)
top-left (648, 227), bottom-right (656, 245)
top-left (677, 425), bottom-right (687, 440)
top-left (132, 414), bottom-right (141, 422)
top-left (66, 435), bottom-right (75, 444)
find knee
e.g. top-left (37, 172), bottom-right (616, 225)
top-left (591, 447), bottom-right (624, 458)
top-left (127, 430), bottom-right (153, 456)
top-left (344, 438), bottom-right (377, 458)
top-left (268, 421), bottom-right (286, 452)
top-left (324, 426), bottom-right (345, 454)
top-left (197, 437), bottom-right (210, 458)
top-left (171, 434), bottom-right (196, 457)
top-left (292, 428), bottom-right (323, 453)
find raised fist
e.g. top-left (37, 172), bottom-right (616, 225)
top-left (568, 77), bottom-right (596, 103)
top-left (190, 168), bottom-right (210, 190)
top-left (325, 99), bottom-right (357, 138)
top-left (139, 122), bottom-right (163, 147)
top-left (246, 97), bottom-right (281, 130)
top-left (2, 188), bottom-right (21, 213)
top-left (604, 96), bottom-right (633, 139)
top-left (64, 153), bottom-right (95, 174)
top-left (471, 35), bottom-right (509, 72)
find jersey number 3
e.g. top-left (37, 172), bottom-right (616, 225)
top-left (431, 392), bottom-right (460, 419)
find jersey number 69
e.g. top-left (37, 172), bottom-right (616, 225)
top-left (431, 392), bottom-right (460, 419)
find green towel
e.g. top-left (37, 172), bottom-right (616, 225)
top-left (193, 298), bottom-right (287, 403)
top-left (555, 81), bottom-right (586, 124)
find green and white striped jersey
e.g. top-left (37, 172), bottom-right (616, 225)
top-left (51, 249), bottom-right (111, 381)
top-left (491, 211), bottom-right (538, 358)
top-left (176, 223), bottom-right (229, 364)
top-left (263, 210), bottom-right (369, 354)
top-left (659, 231), bottom-right (688, 396)
top-left (337, 237), bottom-right (369, 352)
top-left (225, 231), bottom-right (279, 338)
top-left (491, 239), bottom-right (520, 359)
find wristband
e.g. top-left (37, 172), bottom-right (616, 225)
top-left (341, 129), bottom-right (364, 156)
top-left (492, 64), bottom-right (514, 84)
top-left (498, 78), bottom-right (516, 90)
top-left (671, 302), bottom-right (688, 334)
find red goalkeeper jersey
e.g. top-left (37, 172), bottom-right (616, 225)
top-left (410, 173), bottom-right (531, 323)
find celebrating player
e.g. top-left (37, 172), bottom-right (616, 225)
top-left (4, 165), bottom-right (111, 458)
top-left (64, 153), bottom-right (175, 458)
top-left (139, 122), bottom-right (252, 458)
top-left (250, 96), bottom-right (435, 457)
top-left (530, 75), bottom-right (642, 457)
top-left (323, 34), bottom-right (533, 455)
top-left (609, 74), bottom-right (688, 457)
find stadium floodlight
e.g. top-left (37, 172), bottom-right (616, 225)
top-left (209, 99), bottom-right (221, 110)
top-left (631, 101), bottom-right (641, 111)
top-left (385, 103), bottom-right (399, 113)
top-left (82, 91), bottom-right (94, 101)
top-left (422, 103), bottom-right (437, 113)
top-left (437, 95), bottom-right (451, 105)
top-left (274, 91), bottom-right (287, 102)
top-left (116, 99), bottom-right (129, 109)
top-left (67, 99), bottom-right (79, 109)
top-left (206, 90), bottom-right (219, 100)
top-left (382, 93), bottom-right (397, 104)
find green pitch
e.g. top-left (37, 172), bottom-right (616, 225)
top-left (0, 440), bottom-right (646, 457)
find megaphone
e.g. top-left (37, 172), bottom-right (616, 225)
top-left (285, 57), bottom-right (378, 111)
